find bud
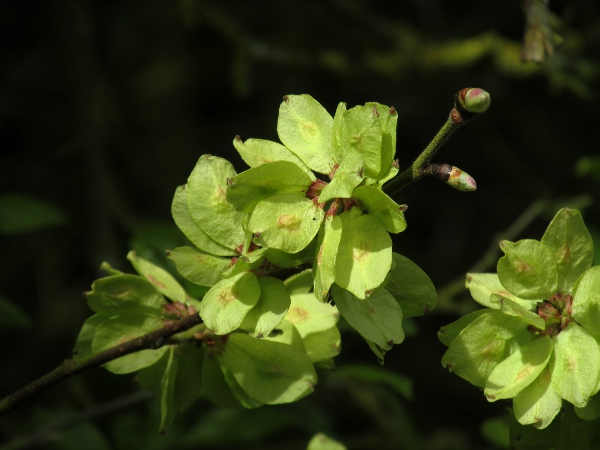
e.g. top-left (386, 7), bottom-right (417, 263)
top-left (458, 88), bottom-right (491, 114)
top-left (426, 164), bottom-right (477, 192)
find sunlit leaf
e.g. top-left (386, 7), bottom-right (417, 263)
top-left (249, 193), bottom-right (324, 254)
top-left (513, 366), bottom-right (562, 429)
top-left (497, 239), bottom-right (558, 300)
top-left (127, 251), bottom-right (188, 303)
top-left (240, 277), bottom-right (291, 337)
top-left (352, 185), bottom-right (406, 233)
top-left (167, 246), bottom-right (231, 287)
top-left (386, 253), bottom-right (436, 317)
top-left (277, 94), bottom-right (334, 174)
top-left (187, 155), bottom-right (246, 249)
top-left (200, 272), bottom-right (261, 335)
top-left (541, 208), bottom-right (593, 293)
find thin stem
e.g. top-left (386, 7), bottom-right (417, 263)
top-left (383, 88), bottom-right (490, 197)
top-left (0, 313), bottom-right (203, 417)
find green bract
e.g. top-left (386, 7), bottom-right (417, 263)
top-left (440, 208), bottom-right (600, 429)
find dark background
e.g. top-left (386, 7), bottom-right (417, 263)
top-left (1, 1), bottom-right (600, 449)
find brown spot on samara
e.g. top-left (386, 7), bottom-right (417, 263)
top-left (147, 275), bottom-right (167, 290)
top-left (277, 214), bottom-right (300, 231)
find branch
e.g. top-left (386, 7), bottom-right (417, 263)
top-left (383, 88), bottom-right (490, 197)
top-left (0, 313), bottom-right (203, 417)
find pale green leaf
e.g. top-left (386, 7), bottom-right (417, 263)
top-left (496, 296), bottom-right (545, 330)
top-left (485, 335), bottom-right (553, 400)
top-left (232, 136), bottom-right (314, 178)
top-left (221, 333), bottom-right (317, 404)
top-left (240, 277), bottom-right (291, 337)
top-left (301, 326), bottom-right (341, 363)
top-left (572, 266), bottom-right (600, 338)
top-left (92, 310), bottom-right (168, 374)
top-left (352, 186), bottom-right (406, 233)
top-left (541, 208), bottom-right (594, 293)
top-left (167, 246), bottom-right (231, 287)
top-left (200, 272), bottom-right (261, 335)
top-left (335, 208), bottom-right (392, 299)
top-left (497, 239), bottom-right (558, 300)
top-left (367, 102), bottom-right (398, 180)
top-left (513, 366), bottom-right (562, 429)
top-left (283, 269), bottom-right (313, 295)
top-left (332, 285), bottom-right (404, 349)
top-left (318, 152), bottom-right (364, 202)
top-left (438, 309), bottom-right (499, 347)
top-left (227, 161), bottom-right (313, 213)
top-left (249, 193), bottom-right (324, 254)
top-left (441, 312), bottom-right (535, 388)
top-left (465, 273), bottom-right (533, 309)
top-left (201, 352), bottom-right (244, 409)
top-left (86, 274), bottom-right (165, 313)
top-left (127, 251), bottom-right (187, 303)
top-left (171, 185), bottom-right (234, 256)
top-left (550, 322), bottom-right (600, 408)
top-left (313, 215), bottom-right (343, 301)
top-left (277, 94), bottom-right (334, 174)
top-left (342, 104), bottom-right (383, 179)
top-left (385, 253), bottom-right (436, 317)
top-left (187, 155), bottom-right (246, 249)
top-left (285, 292), bottom-right (340, 336)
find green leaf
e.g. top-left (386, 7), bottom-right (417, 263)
top-left (331, 101), bottom-right (348, 164)
top-left (285, 292), bottom-right (340, 335)
top-left (220, 363), bottom-right (264, 409)
top-left (513, 366), bottom-right (562, 429)
top-left (249, 193), bottom-right (324, 254)
top-left (283, 269), bottom-right (313, 295)
top-left (497, 239), bottom-right (558, 300)
top-left (221, 332), bottom-right (317, 404)
top-left (385, 253), bottom-right (437, 318)
top-left (127, 251), bottom-right (188, 303)
top-left (307, 433), bottom-right (347, 450)
top-left (485, 335), bottom-right (553, 400)
top-left (496, 296), bottom-right (546, 330)
top-left (201, 352), bottom-right (244, 409)
top-left (167, 246), bottom-right (231, 287)
top-left (441, 312), bottom-right (535, 388)
top-left (335, 208), bottom-right (392, 299)
top-left (541, 208), bottom-right (594, 293)
top-left (171, 185), bottom-right (234, 257)
top-left (367, 102), bottom-right (398, 181)
top-left (137, 344), bottom-right (204, 431)
top-left (232, 136), bottom-right (314, 178)
top-left (200, 272), bottom-right (261, 335)
top-left (465, 273), bottom-right (530, 309)
top-left (227, 161), bottom-right (313, 213)
top-left (277, 94), bottom-right (334, 174)
top-left (0, 194), bottom-right (65, 234)
top-left (342, 104), bottom-right (383, 179)
top-left (264, 243), bottom-right (315, 268)
top-left (73, 314), bottom-right (111, 360)
top-left (301, 326), bottom-right (341, 363)
top-left (85, 274), bottom-right (165, 313)
top-left (91, 309), bottom-right (169, 374)
top-left (313, 215), bottom-right (343, 301)
top-left (572, 266), bottom-right (600, 338)
top-left (575, 393), bottom-right (600, 421)
top-left (186, 155), bottom-right (246, 249)
top-left (550, 322), bottom-right (600, 408)
top-left (438, 309), bottom-right (499, 347)
top-left (240, 277), bottom-right (291, 337)
top-left (352, 186), bottom-right (406, 233)
top-left (318, 152), bottom-right (364, 202)
top-left (332, 285), bottom-right (404, 351)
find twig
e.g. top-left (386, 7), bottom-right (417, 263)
top-left (383, 88), bottom-right (490, 198)
top-left (0, 313), bottom-right (203, 417)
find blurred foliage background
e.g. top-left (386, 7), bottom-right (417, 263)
top-left (1, 0), bottom-right (600, 449)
